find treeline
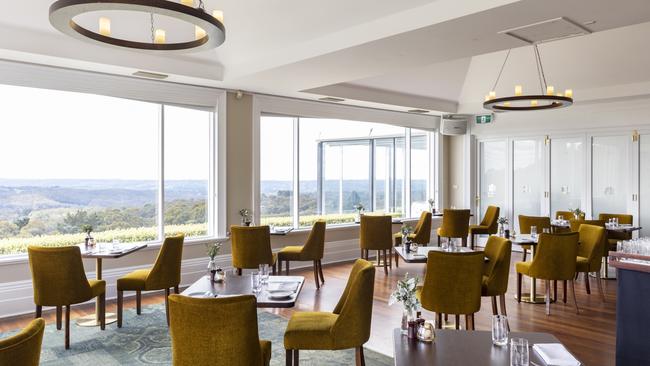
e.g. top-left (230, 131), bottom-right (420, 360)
top-left (0, 199), bottom-right (206, 239)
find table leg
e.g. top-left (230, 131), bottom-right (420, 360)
top-left (77, 258), bottom-right (117, 327)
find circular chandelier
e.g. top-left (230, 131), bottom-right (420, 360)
top-left (483, 45), bottom-right (573, 112)
top-left (49, 0), bottom-right (226, 53)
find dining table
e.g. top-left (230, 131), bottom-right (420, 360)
top-left (181, 274), bottom-right (305, 308)
top-left (392, 328), bottom-right (581, 365)
top-left (393, 245), bottom-right (480, 265)
top-left (77, 242), bottom-right (148, 326)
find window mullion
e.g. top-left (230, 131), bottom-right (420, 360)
top-left (293, 118), bottom-right (300, 229)
top-left (405, 129), bottom-right (412, 218)
top-left (158, 105), bottom-right (165, 241)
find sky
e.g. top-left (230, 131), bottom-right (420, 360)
top-left (0, 84), bottom-right (210, 181)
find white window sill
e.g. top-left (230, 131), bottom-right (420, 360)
top-left (0, 236), bottom-right (230, 266)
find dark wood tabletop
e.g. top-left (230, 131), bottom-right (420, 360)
top-left (393, 328), bottom-right (580, 365)
top-left (181, 275), bottom-right (305, 308)
top-left (79, 243), bottom-right (148, 259)
top-left (394, 246), bottom-right (476, 263)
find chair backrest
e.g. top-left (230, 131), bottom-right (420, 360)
top-left (518, 215), bottom-right (551, 234)
top-left (480, 206), bottom-right (500, 234)
top-left (528, 232), bottom-right (579, 281)
top-left (332, 259), bottom-right (375, 349)
top-left (301, 220), bottom-right (326, 260)
top-left (0, 318), bottom-right (44, 366)
top-left (359, 215), bottom-right (393, 250)
top-left (482, 236), bottom-right (512, 296)
top-left (438, 209), bottom-right (471, 238)
top-left (411, 212), bottom-right (432, 244)
top-left (420, 251), bottom-right (484, 315)
top-left (169, 294), bottom-right (265, 366)
top-left (230, 226), bottom-right (274, 269)
top-left (555, 211), bottom-right (577, 220)
top-left (577, 224), bottom-right (607, 272)
top-left (28, 246), bottom-right (93, 306)
top-left (569, 219), bottom-right (605, 233)
top-left (147, 235), bottom-right (185, 289)
top-left (598, 213), bottom-right (634, 240)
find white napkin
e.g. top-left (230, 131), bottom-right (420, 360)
top-left (533, 343), bottom-right (580, 366)
top-left (267, 282), bottom-right (299, 292)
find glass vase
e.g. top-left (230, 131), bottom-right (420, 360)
top-left (207, 259), bottom-right (218, 282)
top-left (401, 308), bottom-right (415, 335)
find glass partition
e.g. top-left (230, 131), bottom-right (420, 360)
top-left (479, 140), bottom-right (507, 222)
top-left (550, 137), bottom-right (584, 216)
top-left (592, 135), bottom-right (630, 218)
top-left (512, 139), bottom-right (545, 231)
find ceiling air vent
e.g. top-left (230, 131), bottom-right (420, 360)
top-left (318, 97), bottom-right (345, 103)
top-left (132, 71), bottom-right (169, 80)
top-left (407, 109), bottom-right (430, 114)
top-left (499, 17), bottom-right (591, 44)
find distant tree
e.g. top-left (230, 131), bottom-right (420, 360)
top-left (20, 219), bottom-right (49, 237)
top-left (13, 216), bottom-right (30, 231)
top-left (57, 210), bottom-right (101, 234)
top-left (0, 221), bottom-right (19, 238)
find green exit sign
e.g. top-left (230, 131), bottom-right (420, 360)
top-left (475, 114), bottom-right (493, 124)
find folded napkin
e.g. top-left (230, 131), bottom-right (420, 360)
top-left (533, 343), bottom-right (580, 366)
top-left (267, 282), bottom-right (299, 292)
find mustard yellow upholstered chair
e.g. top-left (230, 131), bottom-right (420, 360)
top-left (278, 220), bottom-right (326, 289)
top-left (576, 224), bottom-right (607, 301)
top-left (359, 215), bottom-right (393, 274)
top-left (555, 210), bottom-right (576, 220)
top-left (481, 236), bottom-right (512, 317)
top-left (436, 209), bottom-right (471, 247)
top-left (0, 318), bottom-right (45, 366)
top-left (393, 212), bottom-right (432, 267)
top-left (117, 235), bottom-right (184, 327)
top-left (516, 232), bottom-right (579, 315)
top-left (230, 225), bottom-right (277, 276)
top-left (469, 206), bottom-right (500, 249)
top-left (28, 246), bottom-right (106, 349)
top-left (169, 294), bottom-right (271, 366)
top-left (417, 251), bottom-right (484, 330)
top-left (569, 219), bottom-right (606, 233)
top-left (518, 215), bottom-right (551, 261)
top-left (284, 259), bottom-right (375, 366)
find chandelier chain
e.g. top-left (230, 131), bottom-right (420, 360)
top-left (533, 44), bottom-right (548, 93)
top-left (491, 49), bottom-right (511, 92)
top-left (198, 0), bottom-right (205, 11)
top-left (150, 12), bottom-right (155, 43)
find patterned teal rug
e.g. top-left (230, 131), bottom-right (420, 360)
top-left (2, 304), bottom-right (392, 365)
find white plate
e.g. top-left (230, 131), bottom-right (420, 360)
top-left (187, 291), bottom-right (216, 298)
top-left (267, 291), bottom-right (293, 300)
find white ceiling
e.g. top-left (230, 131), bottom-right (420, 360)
top-left (1, 0), bottom-right (650, 113)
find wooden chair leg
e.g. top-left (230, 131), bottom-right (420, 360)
top-left (596, 273), bottom-right (606, 302)
top-left (522, 249), bottom-right (527, 262)
top-left (117, 290), bottom-right (123, 328)
top-left (383, 250), bottom-right (388, 275)
top-left (293, 349), bottom-right (299, 366)
top-left (136, 290), bottom-right (142, 315)
top-left (491, 296), bottom-right (498, 315)
top-left (563, 280), bottom-right (567, 303)
top-left (286, 261), bottom-right (290, 276)
top-left (570, 280), bottom-right (579, 314)
top-left (516, 273), bottom-right (522, 303)
top-left (545, 280), bottom-right (551, 315)
top-left (462, 237), bottom-right (468, 247)
top-left (286, 349), bottom-right (293, 366)
top-left (437, 236), bottom-right (441, 246)
top-left (356, 346), bottom-right (366, 366)
top-left (470, 234), bottom-right (475, 250)
top-left (584, 272), bottom-right (591, 294)
top-left (56, 306), bottom-right (62, 330)
top-left (99, 293), bottom-right (106, 330)
top-left (455, 314), bottom-right (460, 329)
top-left (174, 285), bottom-right (179, 294)
top-left (553, 280), bottom-right (558, 302)
top-left (318, 260), bottom-right (325, 284)
top-left (165, 288), bottom-right (171, 326)
top-left (499, 294), bottom-right (508, 316)
top-left (35, 305), bottom-right (42, 319)
top-left (65, 305), bottom-right (70, 350)
top-left (237, 268), bottom-right (243, 276)
top-left (313, 261), bottom-right (320, 289)
top-left (278, 259), bottom-right (282, 274)
top-left (395, 249), bottom-right (399, 267)
top-left (388, 249), bottom-right (392, 269)
top-left (436, 313), bottom-right (442, 329)
top-left (272, 262), bottom-right (277, 275)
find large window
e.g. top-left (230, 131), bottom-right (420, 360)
top-left (0, 84), bottom-right (215, 256)
top-left (260, 115), bottom-right (435, 227)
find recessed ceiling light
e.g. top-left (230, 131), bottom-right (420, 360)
top-left (407, 109), bottom-right (430, 114)
top-left (132, 71), bottom-right (169, 80)
top-left (318, 97), bottom-right (345, 102)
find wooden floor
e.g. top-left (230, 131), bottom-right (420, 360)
top-left (0, 252), bottom-right (617, 366)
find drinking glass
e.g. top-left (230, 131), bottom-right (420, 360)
top-left (542, 228), bottom-right (550, 234)
top-left (492, 315), bottom-right (509, 346)
top-left (441, 238), bottom-right (449, 251)
top-left (558, 215), bottom-right (564, 222)
top-left (510, 338), bottom-right (529, 366)
top-left (530, 226), bottom-right (537, 239)
top-left (251, 272), bottom-right (262, 294)
top-left (259, 264), bottom-right (270, 284)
